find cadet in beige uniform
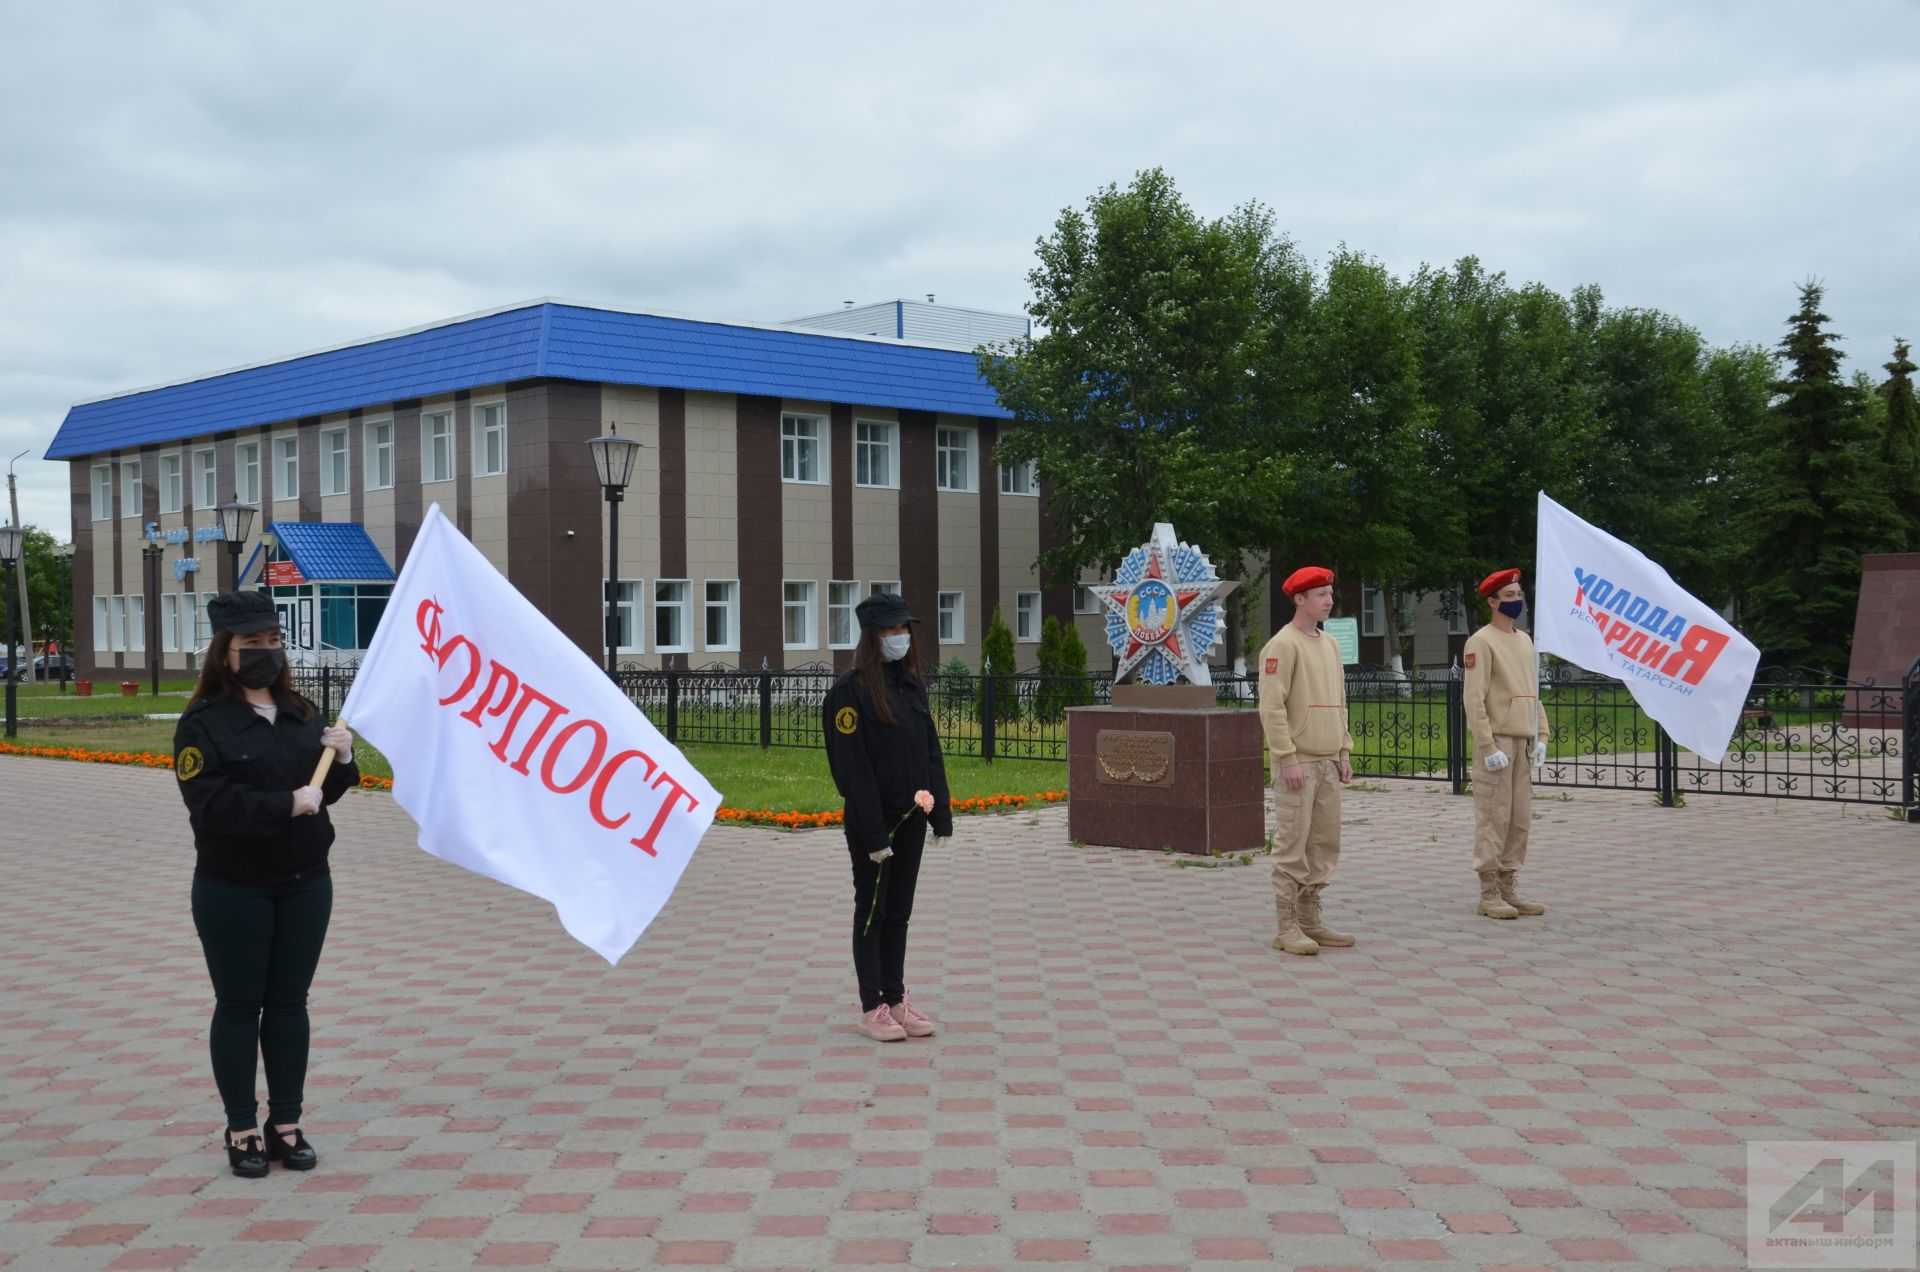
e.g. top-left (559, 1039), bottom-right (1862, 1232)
top-left (1463, 567), bottom-right (1551, 919)
top-left (1257, 566), bottom-right (1356, 955)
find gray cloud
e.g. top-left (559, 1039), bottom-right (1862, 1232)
top-left (4, 0), bottom-right (1915, 534)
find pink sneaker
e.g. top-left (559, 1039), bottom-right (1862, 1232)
top-left (857, 1004), bottom-right (906, 1042)
top-left (893, 996), bottom-right (935, 1037)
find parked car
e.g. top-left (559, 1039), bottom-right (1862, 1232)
top-left (1, 653), bottom-right (76, 680)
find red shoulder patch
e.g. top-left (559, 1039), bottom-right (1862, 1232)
top-left (1264, 657), bottom-right (1278, 675)
top-left (1463, 651), bottom-right (1477, 670)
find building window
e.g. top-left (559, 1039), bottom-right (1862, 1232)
top-left (365, 419), bottom-right (394, 490)
top-left (195, 591), bottom-right (219, 648)
top-left (869, 579), bottom-right (900, 597)
top-left (1000, 458), bottom-right (1038, 496)
top-left (275, 436), bottom-right (299, 501)
top-left (92, 596), bottom-right (109, 650)
top-left (161, 593), bottom-right (181, 653)
top-left (1360, 582), bottom-right (1386, 638)
top-left (936, 426), bottom-right (975, 492)
top-left (827, 581), bottom-right (860, 649)
top-left (317, 583), bottom-right (393, 651)
top-left (855, 420), bottom-right (895, 487)
top-left (121, 460), bottom-right (142, 515)
top-left (421, 410), bottom-right (454, 483)
top-left (320, 429), bottom-right (348, 496)
top-left (91, 466), bottom-right (112, 521)
top-left (236, 442), bottom-right (261, 505)
top-left (1445, 588), bottom-right (1469, 636)
top-left (1016, 591), bottom-right (1041, 642)
top-left (653, 580), bottom-right (691, 653)
top-left (1074, 585), bottom-right (1099, 614)
top-left (111, 596), bottom-right (127, 653)
top-left (195, 450), bottom-right (217, 509)
top-left (937, 591), bottom-right (965, 644)
top-left (159, 454), bottom-right (182, 515)
top-left (704, 580), bottom-right (739, 651)
top-left (611, 580), bottom-right (642, 652)
top-left (128, 594), bottom-right (146, 653)
top-left (783, 580), bottom-right (818, 649)
top-left (781, 414), bottom-right (825, 484)
top-left (474, 402), bottom-right (507, 477)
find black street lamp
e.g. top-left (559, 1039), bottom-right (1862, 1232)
top-left (0, 522), bottom-right (22, 739)
top-left (143, 532), bottom-right (164, 696)
top-left (586, 425), bottom-right (642, 677)
top-left (215, 497), bottom-right (256, 592)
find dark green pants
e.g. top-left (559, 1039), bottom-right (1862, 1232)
top-left (190, 872), bottom-right (332, 1131)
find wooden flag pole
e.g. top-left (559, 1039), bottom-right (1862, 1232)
top-left (309, 715), bottom-right (350, 787)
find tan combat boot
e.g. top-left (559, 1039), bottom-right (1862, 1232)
top-left (1498, 870), bottom-right (1546, 916)
top-left (1297, 882), bottom-right (1355, 947)
top-left (1271, 878), bottom-right (1320, 955)
top-left (1478, 870), bottom-right (1520, 920)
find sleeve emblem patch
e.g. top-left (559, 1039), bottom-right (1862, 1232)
top-left (1264, 658), bottom-right (1278, 675)
top-left (176, 746), bottom-right (205, 781)
top-left (834, 706), bottom-right (859, 735)
top-left (1464, 652), bottom-right (1476, 670)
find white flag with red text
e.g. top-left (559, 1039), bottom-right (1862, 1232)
top-left (1533, 490), bottom-right (1759, 764)
top-left (341, 503), bottom-right (721, 964)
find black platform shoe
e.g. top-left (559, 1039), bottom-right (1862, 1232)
top-left (224, 1129), bottom-right (269, 1179)
top-left (262, 1121), bottom-right (317, 1170)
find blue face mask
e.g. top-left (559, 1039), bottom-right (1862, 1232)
top-left (1498, 599), bottom-right (1526, 620)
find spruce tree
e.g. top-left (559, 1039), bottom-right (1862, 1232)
top-left (978, 606), bottom-right (1021, 723)
top-left (1878, 339), bottom-right (1920, 549)
top-left (1739, 284), bottom-right (1904, 672)
top-left (1034, 615), bottom-right (1065, 722)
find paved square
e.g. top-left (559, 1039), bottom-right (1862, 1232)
top-left (1, 756), bottom-right (1915, 1270)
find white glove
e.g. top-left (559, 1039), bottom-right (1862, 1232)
top-left (291, 786), bottom-right (324, 816)
top-left (1483, 750), bottom-right (1510, 773)
top-left (1530, 741), bottom-right (1548, 767)
top-left (933, 834), bottom-right (951, 847)
top-left (868, 847), bottom-right (895, 864)
top-left (320, 725), bottom-right (355, 763)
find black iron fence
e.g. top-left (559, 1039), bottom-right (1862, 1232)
top-left (292, 656), bottom-right (1920, 816)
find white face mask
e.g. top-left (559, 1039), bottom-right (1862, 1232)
top-left (879, 632), bottom-right (913, 662)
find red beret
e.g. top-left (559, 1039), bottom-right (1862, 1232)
top-left (1478, 568), bottom-right (1522, 598)
top-left (1283, 566), bottom-right (1335, 596)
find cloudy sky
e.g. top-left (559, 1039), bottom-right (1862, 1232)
top-left (4, 1), bottom-right (1915, 535)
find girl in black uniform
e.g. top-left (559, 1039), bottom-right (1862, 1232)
top-left (822, 593), bottom-right (954, 1041)
top-left (172, 592), bottom-right (359, 1177)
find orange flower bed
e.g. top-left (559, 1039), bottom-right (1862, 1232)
top-left (1, 742), bottom-right (1064, 829)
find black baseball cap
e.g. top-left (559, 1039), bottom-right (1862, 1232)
top-left (207, 591), bottom-right (280, 636)
top-left (855, 593), bottom-right (919, 630)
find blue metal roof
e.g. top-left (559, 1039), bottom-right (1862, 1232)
top-left (269, 522), bottom-right (396, 583)
top-left (46, 301), bottom-right (1010, 459)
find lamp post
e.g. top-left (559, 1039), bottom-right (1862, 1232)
top-left (0, 522), bottom-right (22, 739)
top-left (587, 425), bottom-right (642, 678)
top-left (143, 530), bottom-right (164, 696)
top-left (215, 497), bottom-right (256, 593)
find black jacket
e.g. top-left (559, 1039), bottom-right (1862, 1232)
top-left (823, 663), bottom-right (954, 855)
top-left (172, 693), bottom-right (360, 885)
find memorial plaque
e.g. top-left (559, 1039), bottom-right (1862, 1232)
top-left (1096, 729), bottom-right (1176, 787)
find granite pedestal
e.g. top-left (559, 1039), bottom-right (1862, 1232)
top-left (1065, 702), bottom-right (1266, 855)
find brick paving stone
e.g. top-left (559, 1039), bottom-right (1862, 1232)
top-left (0, 760), bottom-right (1915, 1271)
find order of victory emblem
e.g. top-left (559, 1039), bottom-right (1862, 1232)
top-left (1097, 523), bottom-right (1229, 685)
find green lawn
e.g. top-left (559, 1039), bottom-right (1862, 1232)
top-left (4, 679), bottom-right (198, 718)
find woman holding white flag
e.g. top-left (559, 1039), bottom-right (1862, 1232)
top-left (1463, 569), bottom-right (1551, 919)
top-left (822, 593), bottom-right (954, 1042)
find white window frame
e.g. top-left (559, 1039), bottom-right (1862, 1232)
top-left (937, 591), bottom-right (965, 645)
top-left (936, 426), bottom-right (976, 493)
top-left (161, 592), bottom-right (181, 653)
top-left (1073, 585), bottom-right (1099, 614)
top-left (194, 449), bottom-right (217, 510)
top-left (274, 436), bottom-right (299, 502)
top-left (869, 579), bottom-right (900, 597)
top-left (473, 400), bottom-right (507, 477)
top-left (92, 596), bottom-right (110, 650)
top-left (1360, 582), bottom-right (1386, 639)
top-left (781, 413), bottom-right (826, 485)
top-left (159, 453), bottom-right (183, 515)
top-left (1015, 591), bottom-right (1041, 643)
top-left (827, 580), bottom-right (860, 650)
top-left (128, 593), bottom-right (146, 653)
top-left (235, 441), bottom-right (261, 506)
top-left (320, 428), bottom-right (349, 497)
top-left (195, 591), bottom-right (219, 648)
top-left (782, 580), bottom-right (818, 650)
top-left (613, 579), bottom-right (643, 653)
top-left (365, 418), bottom-right (394, 491)
top-left (652, 580), bottom-right (692, 654)
top-left (121, 460), bottom-right (142, 516)
top-left (1000, 457), bottom-right (1039, 496)
top-left (854, 419), bottom-right (896, 488)
top-left (111, 596), bottom-right (127, 653)
top-left (1446, 588), bottom-right (1470, 637)
top-left (703, 580), bottom-right (739, 652)
top-left (90, 465), bottom-right (112, 521)
top-left (422, 409), bottom-right (455, 484)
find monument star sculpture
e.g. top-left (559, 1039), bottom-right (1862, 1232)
top-left (1096, 522), bottom-right (1230, 685)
